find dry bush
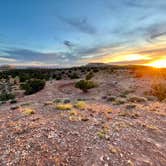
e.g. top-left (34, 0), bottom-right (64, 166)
top-left (151, 83), bottom-right (166, 101)
top-left (74, 101), bottom-right (87, 109)
top-left (56, 103), bottom-right (72, 110)
top-left (22, 108), bottom-right (35, 115)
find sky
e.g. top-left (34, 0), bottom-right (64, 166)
top-left (0, 0), bottom-right (166, 67)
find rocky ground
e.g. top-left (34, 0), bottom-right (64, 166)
top-left (0, 70), bottom-right (166, 166)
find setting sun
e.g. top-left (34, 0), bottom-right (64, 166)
top-left (147, 59), bottom-right (166, 68)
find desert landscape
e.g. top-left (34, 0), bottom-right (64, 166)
top-left (0, 65), bottom-right (165, 166)
top-left (0, 1), bottom-right (166, 165)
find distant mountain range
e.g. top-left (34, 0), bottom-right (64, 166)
top-left (0, 63), bottom-right (109, 70)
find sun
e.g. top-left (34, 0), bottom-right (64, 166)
top-left (147, 59), bottom-right (166, 68)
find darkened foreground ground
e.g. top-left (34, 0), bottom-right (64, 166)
top-left (0, 66), bottom-right (166, 166)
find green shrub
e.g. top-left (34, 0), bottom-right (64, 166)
top-left (55, 75), bottom-right (62, 80)
top-left (10, 99), bottom-right (17, 104)
top-left (85, 72), bottom-right (94, 80)
top-left (151, 83), bottom-right (166, 101)
top-left (0, 93), bottom-right (15, 101)
top-left (21, 79), bottom-right (45, 95)
top-left (69, 73), bottom-right (79, 79)
top-left (75, 80), bottom-right (96, 93)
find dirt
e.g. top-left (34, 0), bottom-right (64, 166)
top-left (0, 70), bottom-right (166, 166)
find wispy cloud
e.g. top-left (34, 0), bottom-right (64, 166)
top-left (0, 57), bottom-right (17, 62)
top-left (60, 17), bottom-right (96, 35)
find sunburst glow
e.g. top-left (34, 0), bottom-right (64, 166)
top-left (147, 59), bottom-right (166, 68)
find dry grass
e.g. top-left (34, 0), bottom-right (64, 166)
top-left (22, 108), bottom-right (35, 115)
top-left (56, 103), bottom-right (72, 110)
top-left (44, 101), bottom-right (53, 106)
top-left (112, 121), bottom-right (129, 132)
top-left (119, 110), bottom-right (139, 119)
top-left (109, 144), bottom-right (120, 154)
top-left (151, 83), bottom-right (166, 101)
top-left (74, 101), bottom-right (87, 109)
top-left (69, 109), bottom-right (78, 116)
top-left (97, 123), bottom-right (110, 139)
top-left (128, 95), bottom-right (147, 103)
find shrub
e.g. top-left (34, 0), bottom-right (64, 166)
top-left (53, 98), bottom-right (62, 103)
top-left (56, 103), bottom-right (72, 110)
top-left (85, 72), bottom-right (94, 80)
top-left (21, 79), bottom-right (45, 95)
top-left (74, 101), bottom-right (87, 109)
top-left (69, 73), bottom-right (79, 79)
top-left (69, 109), bottom-right (78, 116)
top-left (93, 69), bottom-right (99, 73)
top-left (23, 108), bottom-right (35, 115)
top-left (63, 98), bottom-right (71, 104)
top-left (151, 83), bottom-right (166, 101)
top-left (75, 80), bottom-right (96, 93)
top-left (0, 93), bottom-right (15, 101)
top-left (10, 99), bottom-right (17, 104)
top-left (56, 75), bottom-right (62, 80)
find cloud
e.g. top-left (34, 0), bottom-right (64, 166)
top-left (146, 22), bottom-right (166, 41)
top-left (64, 40), bottom-right (74, 48)
top-left (138, 47), bottom-right (166, 57)
top-left (125, 0), bottom-right (146, 8)
top-left (60, 17), bottom-right (96, 34)
top-left (0, 57), bottom-right (17, 62)
top-left (3, 48), bottom-right (61, 61)
top-left (0, 47), bottom-right (84, 67)
top-left (125, 0), bottom-right (166, 9)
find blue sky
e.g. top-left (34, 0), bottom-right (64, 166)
top-left (0, 0), bottom-right (166, 67)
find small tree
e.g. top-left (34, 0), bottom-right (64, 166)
top-left (75, 80), bottom-right (96, 93)
top-left (21, 79), bottom-right (45, 95)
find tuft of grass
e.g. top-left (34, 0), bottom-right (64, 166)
top-left (74, 101), bottom-right (87, 110)
top-left (69, 109), bottom-right (78, 116)
top-left (107, 109), bottom-right (113, 113)
top-left (10, 99), bottom-right (17, 104)
top-left (23, 108), bottom-right (35, 115)
top-left (56, 103), bottom-right (72, 110)
top-left (97, 130), bottom-right (106, 139)
top-left (80, 115), bottom-right (89, 121)
top-left (119, 110), bottom-right (139, 119)
top-left (44, 101), bottom-right (53, 106)
top-left (142, 124), bottom-right (160, 131)
top-left (128, 95), bottom-right (147, 103)
top-left (114, 98), bottom-right (126, 105)
top-left (53, 98), bottom-right (62, 103)
top-left (125, 104), bottom-right (137, 109)
top-left (11, 105), bottom-right (19, 110)
top-left (107, 96), bottom-right (116, 102)
top-left (109, 144), bottom-right (120, 154)
top-left (20, 102), bottom-right (31, 107)
top-left (63, 98), bottom-right (71, 104)
top-left (69, 115), bottom-right (79, 122)
top-left (112, 121), bottom-right (129, 132)
top-left (120, 90), bottom-right (135, 98)
top-left (127, 160), bottom-right (134, 166)
top-left (97, 124), bottom-right (110, 139)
